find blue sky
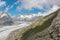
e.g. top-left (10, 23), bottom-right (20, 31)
top-left (0, 0), bottom-right (53, 16)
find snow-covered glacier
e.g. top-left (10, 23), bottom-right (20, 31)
top-left (0, 22), bottom-right (31, 40)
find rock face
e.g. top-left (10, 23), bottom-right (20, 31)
top-left (48, 9), bottom-right (60, 40)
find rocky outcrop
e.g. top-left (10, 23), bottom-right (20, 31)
top-left (48, 9), bottom-right (60, 40)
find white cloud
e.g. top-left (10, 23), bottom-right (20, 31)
top-left (15, 0), bottom-right (20, 5)
top-left (5, 6), bottom-right (10, 12)
top-left (10, 5), bottom-right (14, 8)
top-left (38, 5), bottom-right (60, 16)
top-left (21, 0), bottom-right (47, 9)
top-left (0, 0), bottom-right (6, 7)
top-left (16, 0), bottom-right (60, 10)
top-left (46, 5), bottom-right (59, 14)
top-left (5, 5), bottom-right (14, 12)
top-left (17, 6), bottom-right (22, 10)
top-left (48, 0), bottom-right (60, 6)
top-left (16, 0), bottom-right (49, 10)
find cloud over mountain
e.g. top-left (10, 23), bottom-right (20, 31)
top-left (16, 0), bottom-right (49, 10)
top-left (16, 0), bottom-right (60, 10)
top-left (0, 0), bottom-right (6, 7)
top-left (48, 0), bottom-right (60, 6)
top-left (0, 0), bottom-right (60, 16)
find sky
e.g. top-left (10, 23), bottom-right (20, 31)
top-left (0, 0), bottom-right (60, 16)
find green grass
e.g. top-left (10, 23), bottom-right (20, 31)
top-left (21, 15), bottom-right (56, 40)
top-left (20, 13), bottom-right (57, 40)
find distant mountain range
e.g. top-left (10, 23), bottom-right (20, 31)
top-left (0, 5), bottom-right (59, 26)
top-left (13, 14), bottom-right (43, 23)
top-left (0, 11), bottom-right (43, 26)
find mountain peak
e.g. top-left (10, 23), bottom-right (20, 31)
top-left (0, 11), bottom-right (9, 18)
top-left (0, 11), bottom-right (14, 26)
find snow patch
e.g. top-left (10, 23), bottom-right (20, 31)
top-left (0, 13), bottom-right (7, 18)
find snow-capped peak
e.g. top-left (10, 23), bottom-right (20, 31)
top-left (16, 13), bottom-right (42, 19)
top-left (0, 11), bottom-right (9, 18)
top-left (1, 13), bottom-right (7, 18)
top-left (18, 14), bottom-right (34, 19)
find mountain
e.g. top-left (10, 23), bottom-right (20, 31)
top-left (6, 6), bottom-right (60, 40)
top-left (0, 11), bottom-right (14, 26)
top-left (13, 14), bottom-right (43, 23)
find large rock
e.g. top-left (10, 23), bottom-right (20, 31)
top-left (48, 9), bottom-right (60, 40)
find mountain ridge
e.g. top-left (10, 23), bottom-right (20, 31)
top-left (6, 7), bottom-right (60, 40)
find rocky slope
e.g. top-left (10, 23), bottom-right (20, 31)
top-left (6, 7), bottom-right (60, 40)
top-left (7, 9), bottom-right (60, 40)
top-left (19, 9), bottom-right (59, 40)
